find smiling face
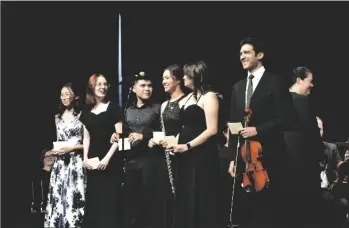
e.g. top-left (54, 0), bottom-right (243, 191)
top-left (133, 79), bottom-right (152, 100)
top-left (94, 76), bottom-right (109, 100)
top-left (297, 73), bottom-right (314, 96)
top-left (162, 69), bottom-right (180, 94)
top-left (60, 87), bottom-right (74, 107)
top-left (240, 44), bottom-right (264, 72)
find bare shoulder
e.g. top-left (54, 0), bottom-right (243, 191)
top-left (160, 100), bottom-right (168, 112)
top-left (199, 92), bottom-right (219, 109)
top-left (203, 92), bottom-right (219, 101)
top-left (54, 114), bottom-right (60, 122)
top-left (161, 100), bottom-right (168, 107)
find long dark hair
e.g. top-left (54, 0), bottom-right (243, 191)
top-left (57, 82), bottom-right (81, 118)
top-left (183, 60), bottom-right (212, 99)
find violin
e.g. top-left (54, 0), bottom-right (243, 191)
top-left (240, 108), bottom-right (270, 193)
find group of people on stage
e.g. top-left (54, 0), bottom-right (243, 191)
top-left (31, 36), bottom-right (349, 228)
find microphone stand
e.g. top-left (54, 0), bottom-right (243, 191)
top-left (40, 180), bottom-right (46, 214)
top-left (229, 133), bottom-right (241, 228)
top-left (31, 181), bottom-right (37, 214)
top-left (120, 83), bottom-right (133, 187)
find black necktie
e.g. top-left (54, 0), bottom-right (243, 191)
top-left (246, 74), bottom-right (254, 108)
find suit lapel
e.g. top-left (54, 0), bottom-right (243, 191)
top-left (250, 71), bottom-right (271, 108)
top-left (239, 79), bottom-right (247, 110)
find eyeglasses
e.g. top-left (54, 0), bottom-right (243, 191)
top-left (60, 94), bottom-right (72, 98)
top-left (96, 83), bottom-right (109, 88)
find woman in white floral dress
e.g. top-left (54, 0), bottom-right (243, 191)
top-left (45, 83), bottom-right (86, 227)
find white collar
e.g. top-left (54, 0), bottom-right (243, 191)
top-left (247, 66), bottom-right (265, 80)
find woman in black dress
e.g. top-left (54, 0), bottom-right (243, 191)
top-left (148, 64), bottom-right (187, 228)
top-left (79, 73), bottom-right (124, 228)
top-left (166, 61), bottom-right (220, 228)
top-left (282, 66), bottom-right (324, 228)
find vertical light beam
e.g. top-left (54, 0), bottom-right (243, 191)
top-left (118, 13), bottom-right (122, 106)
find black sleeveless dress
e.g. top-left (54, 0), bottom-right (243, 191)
top-left (154, 95), bottom-right (184, 228)
top-left (173, 94), bottom-right (219, 228)
top-left (162, 96), bottom-right (185, 137)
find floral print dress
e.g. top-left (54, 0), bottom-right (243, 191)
top-left (44, 114), bottom-right (86, 227)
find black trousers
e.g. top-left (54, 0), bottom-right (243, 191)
top-left (235, 167), bottom-right (280, 228)
top-left (321, 189), bottom-right (349, 228)
top-left (123, 155), bottom-right (172, 228)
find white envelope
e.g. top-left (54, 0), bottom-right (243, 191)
top-left (87, 157), bottom-right (100, 170)
top-left (153, 132), bottom-right (165, 144)
top-left (227, 122), bottom-right (244, 135)
top-left (118, 138), bottom-right (131, 151)
top-left (165, 135), bottom-right (178, 147)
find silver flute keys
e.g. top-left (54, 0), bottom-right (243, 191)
top-left (161, 106), bottom-right (176, 198)
top-left (165, 150), bottom-right (176, 197)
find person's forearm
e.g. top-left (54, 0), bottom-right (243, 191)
top-left (83, 139), bottom-right (90, 159)
top-left (104, 143), bottom-right (119, 160)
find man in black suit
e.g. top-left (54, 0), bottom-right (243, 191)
top-left (228, 37), bottom-right (293, 228)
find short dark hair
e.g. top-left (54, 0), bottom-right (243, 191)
top-left (240, 37), bottom-right (266, 57)
top-left (291, 66), bottom-right (312, 85)
top-left (132, 72), bottom-right (152, 86)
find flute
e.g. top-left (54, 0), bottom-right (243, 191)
top-left (161, 104), bottom-right (176, 198)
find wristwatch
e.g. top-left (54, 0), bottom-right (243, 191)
top-left (186, 142), bottom-right (192, 150)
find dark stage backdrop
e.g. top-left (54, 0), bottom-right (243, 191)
top-left (2, 2), bottom-right (349, 227)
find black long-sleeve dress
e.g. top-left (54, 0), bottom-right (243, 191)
top-left (282, 92), bottom-right (324, 227)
